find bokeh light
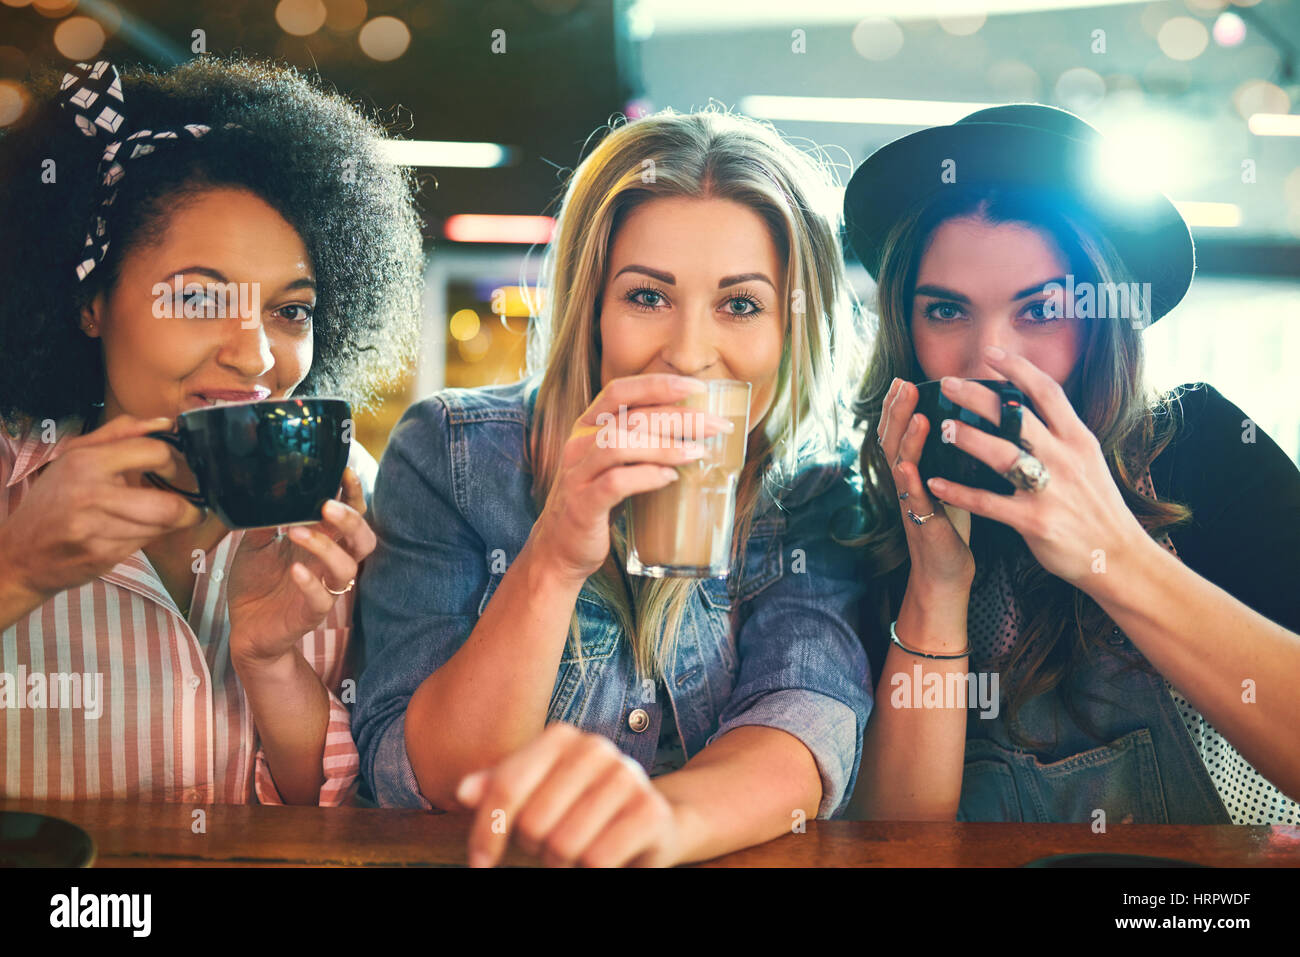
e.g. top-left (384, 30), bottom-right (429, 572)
top-left (0, 80), bottom-right (27, 127)
top-left (1055, 67), bottom-right (1105, 114)
top-left (359, 15), bottom-right (410, 61)
top-left (324, 0), bottom-right (367, 32)
top-left (938, 14), bottom-right (985, 37)
top-left (0, 0), bottom-right (34, 8)
top-left (276, 0), bottom-right (327, 37)
top-left (1233, 79), bottom-right (1289, 120)
top-left (1184, 0), bottom-right (1226, 14)
top-left (32, 0), bottom-right (77, 16)
top-left (457, 326), bottom-right (492, 363)
top-left (53, 16), bottom-right (106, 60)
top-left (1158, 17), bottom-right (1210, 61)
top-left (851, 18), bottom-right (903, 62)
top-left (1212, 11), bottom-right (1246, 46)
top-left (449, 309), bottom-right (481, 342)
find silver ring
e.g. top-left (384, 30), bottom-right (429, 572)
top-left (323, 577), bottom-right (355, 596)
top-left (907, 509), bottom-right (937, 526)
top-left (1003, 450), bottom-right (1050, 493)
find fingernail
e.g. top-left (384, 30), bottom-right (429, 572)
top-left (682, 444), bottom-right (707, 459)
top-left (940, 376), bottom-right (959, 392)
top-left (456, 770), bottom-right (486, 805)
top-left (323, 500), bottom-right (345, 519)
top-left (985, 345), bottom-right (1006, 359)
top-left (928, 477), bottom-right (948, 491)
top-left (708, 416), bottom-right (735, 433)
top-left (469, 850), bottom-right (492, 869)
top-left (288, 525), bottom-right (310, 542)
top-left (660, 467), bottom-right (679, 481)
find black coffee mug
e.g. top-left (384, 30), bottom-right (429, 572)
top-left (145, 398), bottom-right (351, 529)
top-left (915, 379), bottom-right (1034, 496)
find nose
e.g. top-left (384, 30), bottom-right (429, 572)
top-left (217, 315), bottom-right (275, 379)
top-left (659, 308), bottom-right (718, 378)
top-left (966, 326), bottom-right (1013, 381)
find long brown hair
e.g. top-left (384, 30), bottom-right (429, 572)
top-left (526, 108), bottom-right (858, 681)
top-left (849, 185), bottom-right (1194, 747)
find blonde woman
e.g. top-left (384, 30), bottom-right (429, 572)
top-left (353, 109), bottom-right (872, 866)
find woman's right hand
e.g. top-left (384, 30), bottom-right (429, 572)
top-left (0, 414), bottom-right (204, 602)
top-left (529, 374), bottom-right (735, 585)
top-left (879, 377), bottom-right (976, 594)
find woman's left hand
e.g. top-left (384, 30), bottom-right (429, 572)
top-left (923, 347), bottom-right (1147, 588)
top-left (227, 467), bottom-right (375, 668)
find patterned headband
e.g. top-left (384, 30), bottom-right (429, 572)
top-left (57, 60), bottom-right (229, 283)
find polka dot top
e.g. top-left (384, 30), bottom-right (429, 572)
top-left (967, 468), bottom-right (1299, 826)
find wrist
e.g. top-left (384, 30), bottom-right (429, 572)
top-left (231, 642), bottom-right (301, 685)
top-left (0, 531), bottom-right (49, 616)
top-left (896, 585), bottom-right (969, 656)
top-left (1079, 524), bottom-right (1166, 608)
top-left (518, 533), bottom-right (591, 597)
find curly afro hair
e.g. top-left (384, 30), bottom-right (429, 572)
top-left (0, 56), bottom-right (425, 432)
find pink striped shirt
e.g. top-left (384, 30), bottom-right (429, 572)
top-left (0, 417), bottom-right (360, 805)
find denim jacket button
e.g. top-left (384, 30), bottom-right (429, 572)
top-left (627, 708), bottom-right (650, 733)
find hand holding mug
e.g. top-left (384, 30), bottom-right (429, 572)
top-left (921, 349), bottom-right (1147, 588)
top-left (879, 377), bottom-right (976, 595)
top-left (227, 466), bottom-right (375, 669)
top-left (0, 414), bottom-right (203, 603)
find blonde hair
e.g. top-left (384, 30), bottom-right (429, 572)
top-left (525, 107), bottom-right (859, 680)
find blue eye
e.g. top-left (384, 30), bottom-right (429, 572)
top-left (723, 295), bottom-right (761, 318)
top-left (627, 286), bottom-right (666, 310)
top-left (1022, 300), bottom-right (1057, 323)
top-left (925, 302), bottom-right (964, 322)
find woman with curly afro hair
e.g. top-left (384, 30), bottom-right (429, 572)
top-left (0, 57), bottom-right (424, 806)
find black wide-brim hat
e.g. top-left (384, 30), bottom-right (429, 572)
top-left (843, 103), bottom-right (1195, 323)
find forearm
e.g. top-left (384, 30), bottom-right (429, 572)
top-left (234, 647), bottom-right (330, 806)
top-left (849, 586), bottom-right (970, 821)
top-left (1085, 533), bottom-right (1300, 798)
top-left (652, 725), bottom-right (822, 865)
top-left (405, 535), bottom-right (585, 809)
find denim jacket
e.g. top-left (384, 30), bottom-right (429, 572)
top-left (353, 378), bottom-right (873, 818)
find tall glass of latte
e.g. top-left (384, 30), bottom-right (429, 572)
top-left (626, 379), bottom-right (751, 578)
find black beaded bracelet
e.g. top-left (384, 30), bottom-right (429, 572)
top-left (889, 618), bottom-right (970, 660)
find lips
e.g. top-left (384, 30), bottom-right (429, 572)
top-left (191, 388), bottom-right (273, 407)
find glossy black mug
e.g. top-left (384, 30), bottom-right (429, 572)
top-left (914, 379), bottom-right (1035, 496)
top-left (145, 398), bottom-right (351, 529)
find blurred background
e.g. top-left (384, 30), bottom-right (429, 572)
top-left (1, 0), bottom-right (1297, 462)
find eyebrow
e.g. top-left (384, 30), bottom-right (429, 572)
top-left (611, 265), bottom-right (776, 290)
top-left (914, 278), bottom-right (1068, 304)
top-left (159, 266), bottom-right (316, 295)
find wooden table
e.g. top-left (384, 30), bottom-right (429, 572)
top-left (4, 799), bottom-right (1299, 867)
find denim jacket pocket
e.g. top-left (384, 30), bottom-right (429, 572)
top-left (959, 728), bottom-right (1170, 824)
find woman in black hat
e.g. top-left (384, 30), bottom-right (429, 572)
top-left (841, 104), bottom-right (1300, 825)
